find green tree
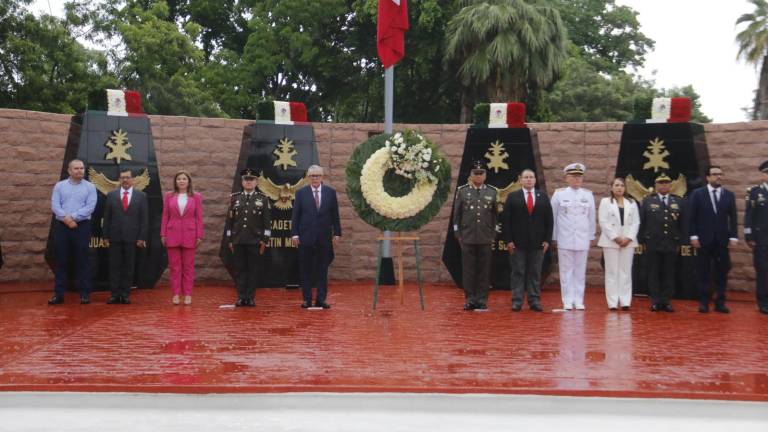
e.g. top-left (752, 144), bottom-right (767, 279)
top-left (444, 0), bottom-right (569, 122)
top-left (736, 0), bottom-right (768, 119)
top-left (0, 0), bottom-right (117, 113)
top-left (548, 0), bottom-right (654, 73)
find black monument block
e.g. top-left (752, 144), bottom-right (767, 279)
top-left (442, 127), bottom-right (548, 289)
top-left (616, 122), bottom-right (710, 300)
top-left (45, 111), bottom-right (167, 291)
top-left (219, 121), bottom-right (319, 288)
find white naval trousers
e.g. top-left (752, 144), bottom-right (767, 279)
top-left (602, 246), bottom-right (634, 308)
top-left (558, 249), bottom-right (588, 308)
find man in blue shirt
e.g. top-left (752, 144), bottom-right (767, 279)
top-left (49, 159), bottom-right (97, 304)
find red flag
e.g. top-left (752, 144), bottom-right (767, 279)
top-left (377, 0), bottom-right (409, 68)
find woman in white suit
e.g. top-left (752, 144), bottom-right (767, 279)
top-left (598, 177), bottom-right (640, 310)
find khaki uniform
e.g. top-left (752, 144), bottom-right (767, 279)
top-left (225, 191), bottom-right (272, 301)
top-left (452, 183), bottom-right (498, 307)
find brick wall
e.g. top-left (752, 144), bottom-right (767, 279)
top-left (0, 108), bottom-right (765, 291)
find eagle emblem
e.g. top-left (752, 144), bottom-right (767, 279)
top-left (88, 167), bottom-right (151, 196)
top-left (625, 173), bottom-right (687, 202)
top-left (495, 179), bottom-right (522, 212)
top-left (257, 173), bottom-right (309, 210)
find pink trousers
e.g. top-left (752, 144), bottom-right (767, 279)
top-left (167, 247), bottom-right (196, 296)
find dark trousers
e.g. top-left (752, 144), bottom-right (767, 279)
top-left (109, 240), bottom-right (136, 298)
top-left (234, 244), bottom-right (262, 300)
top-left (754, 246), bottom-right (768, 308)
top-left (299, 243), bottom-right (330, 303)
top-left (508, 248), bottom-right (544, 307)
top-left (646, 249), bottom-right (677, 304)
top-left (461, 243), bottom-right (492, 306)
top-left (53, 220), bottom-right (92, 297)
top-left (696, 243), bottom-right (731, 306)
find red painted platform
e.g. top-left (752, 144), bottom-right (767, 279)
top-left (0, 282), bottom-right (766, 401)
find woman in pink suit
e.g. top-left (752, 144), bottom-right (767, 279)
top-left (161, 171), bottom-right (204, 305)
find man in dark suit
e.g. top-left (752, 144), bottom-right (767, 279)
top-left (103, 167), bottom-right (148, 304)
top-left (689, 165), bottom-right (738, 313)
top-left (638, 173), bottom-right (688, 312)
top-left (745, 160), bottom-right (768, 314)
top-left (291, 165), bottom-right (341, 309)
top-left (502, 169), bottom-right (553, 312)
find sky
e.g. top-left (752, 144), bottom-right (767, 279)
top-left (30, 0), bottom-right (761, 123)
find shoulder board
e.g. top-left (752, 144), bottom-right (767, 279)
top-left (230, 192), bottom-right (242, 196)
top-left (457, 183), bottom-right (469, 190)
top-left (747, 185), bottom-right (757, 193)
top-left (486, 184), bottom-right (498, 190)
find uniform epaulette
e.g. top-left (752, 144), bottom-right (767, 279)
top-left (486, 184), bottom-right (498, 190)
top-left (457, 183), bottom-right (470, 190)
top-left (747, 185), bottom-right (756, 193)
top-left (230, 192), bottom-right (242, 196)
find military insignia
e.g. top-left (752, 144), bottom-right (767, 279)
top-left (484, 140), bottom-right (509, 173)
top-left (650, 203), bottom-right (660, 209)
top-left (643, 138), bottom-right (670, 173)
top-left (88, 167), bottom-right (150, 195)
top-left (273, 138), bottom-right (299, 170)
top-left (255, 199), bottom-right (264, 208)
top-left (257, 173), bottom-right (309, 210)
top-left (758, 194), bottom-right (766, 202)
top-left (670, 203), bottom-right (679, 210)
top-left (104, 129), bottom-right (133, 164)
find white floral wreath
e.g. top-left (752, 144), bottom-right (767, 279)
top-left (360, 147), bottom-right (438, 219)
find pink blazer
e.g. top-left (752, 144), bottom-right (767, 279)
top-left (160, 192), bottom-right (204, 248)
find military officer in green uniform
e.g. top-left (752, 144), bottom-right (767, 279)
top-left (638, 173), bottom-right (688, 312)
top-left (744, 160), bottom-right (768, 314)
top-left (452, 160), bottom-right (498, 311)
top-left (225, 168), bottom-right (272, 307)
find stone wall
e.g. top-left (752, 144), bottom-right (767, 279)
top-left (0, 108), bottom-right (765, 291)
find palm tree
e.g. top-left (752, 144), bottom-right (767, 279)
top-left (444, 0), bottom-right (568, 122)
top-left (736, 0), bottom-right (768, 119)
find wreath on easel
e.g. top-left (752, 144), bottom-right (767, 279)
top-left (346, 130), bottom-right (451, 231)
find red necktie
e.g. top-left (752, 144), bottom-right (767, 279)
top-left (122, 190), bottom-right (129, 211)
top-left (313, 188), bottom-right (320, 209)
top-left (526, 190), bottom-right (533, 215)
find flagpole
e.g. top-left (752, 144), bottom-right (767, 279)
top-left (382, 66), bottom-right (394, 261)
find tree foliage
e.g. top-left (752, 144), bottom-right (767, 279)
top-left (736, 0), bottom-right (768, 119)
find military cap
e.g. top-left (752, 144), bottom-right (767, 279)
top-left (240, 168), bottom-right (258, 179)
top-left (655, 172), bottom-right (672, 183)
top-left (470, 160), bottom-right (487, 173)
top-left (563, 162), bottom-right (586, 175)
top-left (760, 160), bottom-right (768, 173)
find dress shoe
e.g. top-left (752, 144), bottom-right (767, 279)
top-left (463, 303), bottom-right (475, 311)
top-left (315, 302), bottom-right (331, 309)
top-left (120, 296), bottom-right (131, 305)
top-left (650, 303), bottom-right (661, 312)
top-left (80, 296), bottom-right (90, 305)
top-left (575, 304), bottom-right (585, 310)
top-left (609, 307), bottom-right (617, 311)
top-left (246, 299), bottom-right (256, 307)
top-left (563, 305), bottom-right (573, 311)
top-left (172, 295), bottom-right (180, 305)
top-left (48, 295), bottom-right (64, 305)
top-left (511, 304), bottom-right (522, 312)
top-left (235, 298), bottom-right (246, 307)
top-left (474, 304), bottom-right (488, 311)
top-left (760, 307), bottom-right (768, 315)
top-left (698, 304), bottom-right (709, 313)
top-left (621, 306), bottom-right (630, 311)
top-left (301, 301), bottom-right (311, 309)
top-left (530, 304), bottom-right (543, 312)
top-left (663, 304), bottom-right (674, 313)
top-left (184, 296), bottom-right (192, 305)
top-left (106, 296), bottom-right (121, 304)
top-left (714, 305), bottom-right (730, 314)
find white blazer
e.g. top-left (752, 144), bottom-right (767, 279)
top-left (597, 197), bottom-right (640, 248)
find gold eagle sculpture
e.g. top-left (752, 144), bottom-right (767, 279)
top-left (625, 173), bottom-right (687, 202)
top-left (88, 167), bottom-right (151, 196)
top-left (495, 179), bottom-right (522, 213)
top-left (257, 173), bottom-right (309, 210)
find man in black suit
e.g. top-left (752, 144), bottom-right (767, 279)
top-left (745, 160), bottom-right (768, 314)
top-left (103, 167), bottom-right (148, 304)
top-left (291, 165), bottom-right (341, 309)
top-left (502, 169), bottom-right (553, 312)
top-left (638, 173), bottom-right (688, 312)
top-left (689, 166), bottom-right (738, 313)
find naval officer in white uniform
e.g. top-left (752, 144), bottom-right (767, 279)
top-left (551, 163), bottom-right (596, 310)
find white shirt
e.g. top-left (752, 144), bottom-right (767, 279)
top-left (177, 193), bottom-right (188, 215)
top-left (120, 187), bottom-right (133, 205)
top-left (551, 186), bottom-right (596, 251)
top-left (523, 187), bottom-right (536, 207)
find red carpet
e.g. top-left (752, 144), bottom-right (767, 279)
top-left (0, 282), bottom-right (766, 400)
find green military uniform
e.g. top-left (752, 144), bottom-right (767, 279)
top-left (452, 181), bottom-right (498, 309)
top-left (638, 183), bottom-right (687, 310)
top-left (225, 188), bottom-right (271, 305)
top-left (744, 163), bottom-right (768, 314)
